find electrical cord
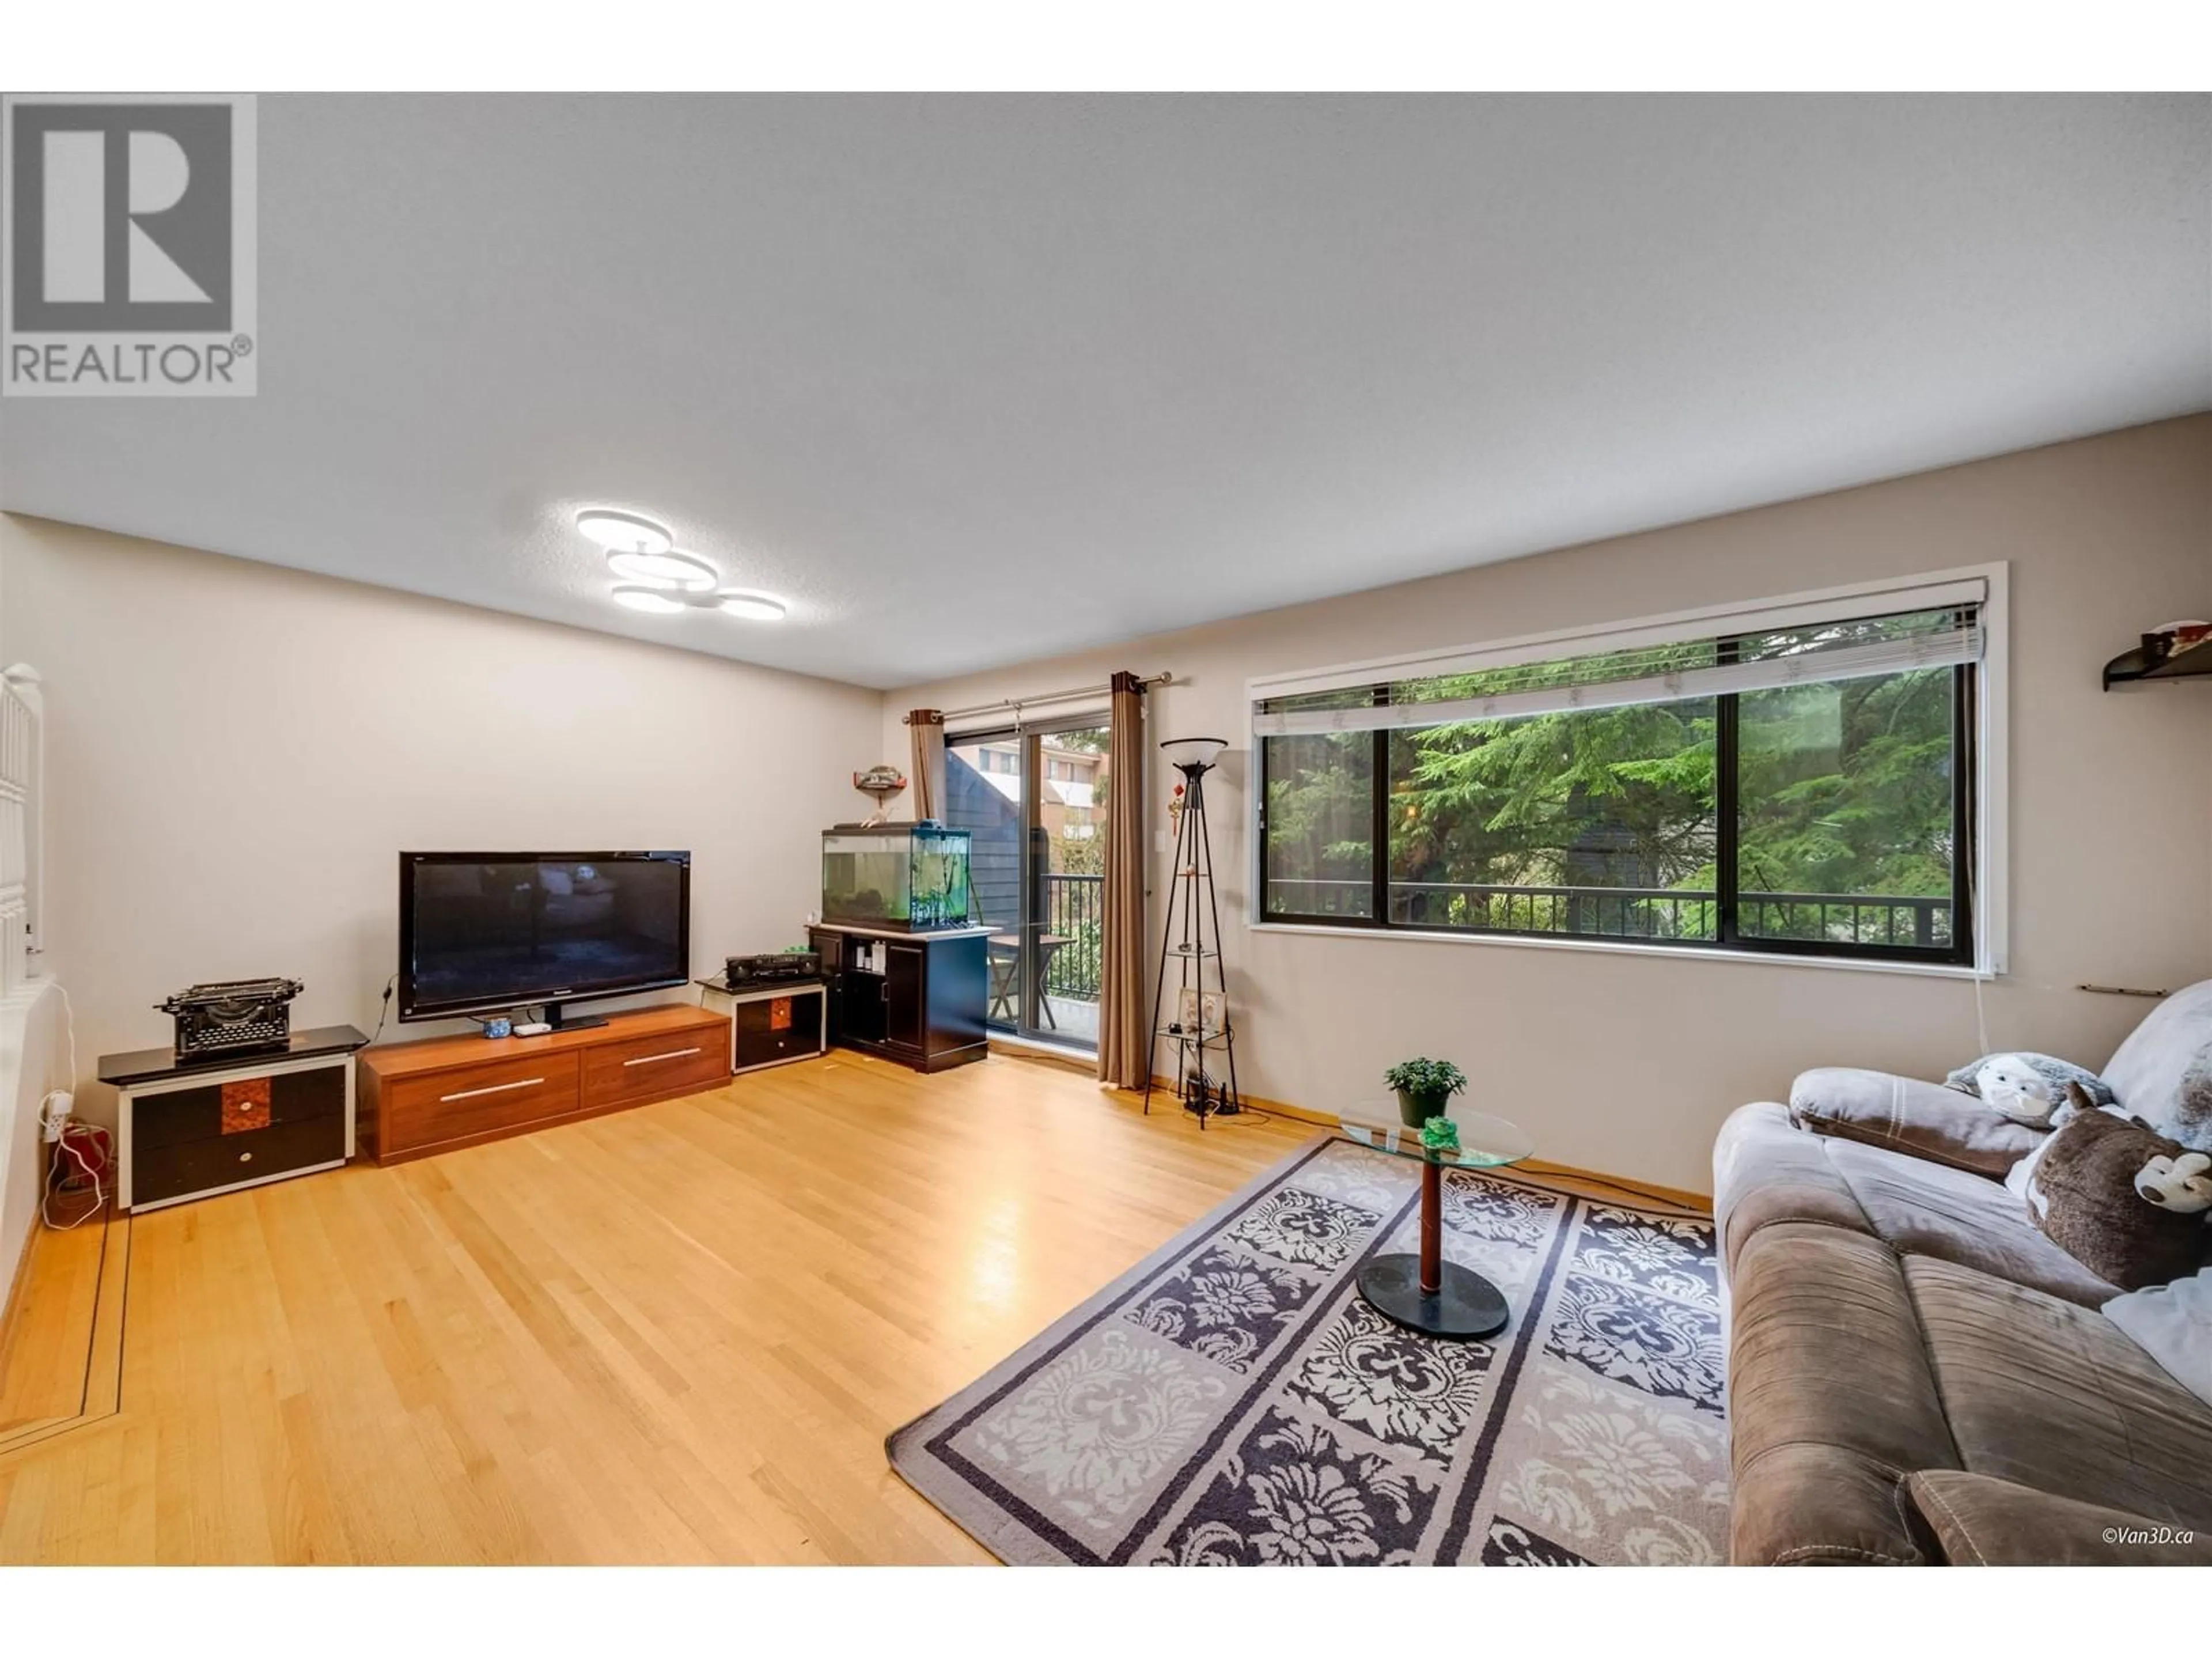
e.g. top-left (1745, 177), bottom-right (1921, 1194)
top-left (41, 1119), bottom-right (109, 1230)
top-left (39, 983), bottom-right (107, 1229)
top-left (1200, 1101), bottom-right (1274, 1128)
top-left (365, 972), bottom-right (397, 1046)
top-left (1968, 821), bottom-right (1991, 1058)
top-left (55, 980), bottom-right (79, 1092)
top-left (35, 982), bottom-right (82, 1138)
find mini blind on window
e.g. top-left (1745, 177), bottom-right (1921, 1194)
top-left (1252, 607), bottom-right (1983, 737)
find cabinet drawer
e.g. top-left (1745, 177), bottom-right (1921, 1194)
top-left (580, 1024), bottom-right (727, 1108)
top-left (134, 1065), bottom-right (346, 1152)
top-left (736, 1028), bottom-right (817, 1068)
top-left (133, 1111), bottom-right (347, 1209)
top-left (732, 992), bottom-right (823, 1070)
top-left (734, 1026), bottom-right (823, 1079)
top-left (382, 1051), bottom-right (582, 1153)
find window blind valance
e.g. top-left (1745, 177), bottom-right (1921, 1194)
top-left (1253, 608), bottom-right (1982, 738)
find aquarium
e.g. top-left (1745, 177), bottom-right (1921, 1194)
top-left (821, 824), bottom-right (973, 932)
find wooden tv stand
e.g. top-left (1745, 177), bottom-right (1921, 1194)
top-left (356, 1003), bottom-right (730, 1165)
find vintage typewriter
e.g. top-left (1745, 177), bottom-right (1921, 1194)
top-left (156, 977), bottom-right (306, 1060)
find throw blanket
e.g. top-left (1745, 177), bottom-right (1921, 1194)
top-left (2104, 1267), bottom-right (2212, 1410)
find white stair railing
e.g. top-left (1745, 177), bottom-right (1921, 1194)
top-left (0, 664), bottom-right (55, 1290)
top-left (0, 665), bottom-right (43, 994)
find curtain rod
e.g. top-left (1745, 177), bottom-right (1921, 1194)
top-left (908, 672), bottom-right (1173, 726)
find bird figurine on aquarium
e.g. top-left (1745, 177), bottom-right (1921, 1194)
top-left (852, 764), bottom-right (908, 826)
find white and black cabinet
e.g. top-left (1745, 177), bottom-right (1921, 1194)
top-left (808, 923), bottom-right (988, 1073)
top-left (698, 978), bottom-right (830, 1074)
top-left (100, 1025), bottom-right (368, 1212)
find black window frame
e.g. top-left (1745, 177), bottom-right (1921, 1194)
top-left (1257, 635), bottom-right (1978, 968)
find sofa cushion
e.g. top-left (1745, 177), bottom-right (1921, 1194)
top-left (1905, 1471), bottom-right (2212, 1565)
top-left (1820, 1137), bottom-right (2118, 1307)
top-left (1791, 1066), bottom-right (2046, 1178)
top-left (2103, 978), bottom-right (2212, 1152)
top-left (1726, 1221), bottom-right (1959, 1565)
top-left (1905, 1255), bottom-right (2212, 1531)
top-left (2024, 1108), bottom-right (2212, 1290)
top-left (1714, 1101), bottom-right (1883, 1277)
top-left (1714, 1102), bottom-right (2117, 1305)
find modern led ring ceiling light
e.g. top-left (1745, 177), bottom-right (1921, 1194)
top-left (575, 509), bottom-right (787, 622)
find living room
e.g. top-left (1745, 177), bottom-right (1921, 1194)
top-left (0, 25), bottom-right (2209, 1644)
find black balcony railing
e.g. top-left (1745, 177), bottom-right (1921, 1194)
top-left (1268, 877), bottom-right (1952, 950)
top-left (1043, 872), bottom-right (1105, 1001)
top-left (1039, 872), bottom-right (1953, 1001)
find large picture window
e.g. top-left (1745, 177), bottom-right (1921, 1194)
top-left (1256, 600), bottom-right (1980, 965)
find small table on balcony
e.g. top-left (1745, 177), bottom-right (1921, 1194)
top-left (987, 931), bottom-right (1076, 1028)
top-left (1336, 1104), bottom-right (1535, 1340)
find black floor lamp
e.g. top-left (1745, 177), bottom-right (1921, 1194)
top-left (1143, 736), bottom-right (1241, 1126)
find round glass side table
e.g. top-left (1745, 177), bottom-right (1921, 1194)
top-left (1336, 1104), bottom-right (1535, 1340)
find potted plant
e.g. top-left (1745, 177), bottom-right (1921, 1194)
top-left (1382, 1057), bottom-right (1468, 1129)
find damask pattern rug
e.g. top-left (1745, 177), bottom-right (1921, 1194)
top-left (888, 1135), bottom-right (1729, 1565)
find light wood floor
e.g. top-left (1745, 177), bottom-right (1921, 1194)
top-left (0, 1199), bottom-right (120, 1442)
top-left (0, 1053), bottom-right (1315, 1563)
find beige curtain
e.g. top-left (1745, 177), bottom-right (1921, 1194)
top-left (1097, 672), bottom-right (1149, 1088)
top-left (906, 709), bottom-right (946, 821)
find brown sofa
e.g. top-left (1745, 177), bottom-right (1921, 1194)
top-left (1715, 981), bottom-right (2212, 1565)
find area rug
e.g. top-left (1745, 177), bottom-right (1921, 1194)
top-left (888, 1135), bottom-right (1729, 1565)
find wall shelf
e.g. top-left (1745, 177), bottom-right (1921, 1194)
top-left (2103, 635), bottom-right (2212, 691)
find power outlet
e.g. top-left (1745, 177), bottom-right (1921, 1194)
top-left (40, 1091), bottom-right (73, 1142)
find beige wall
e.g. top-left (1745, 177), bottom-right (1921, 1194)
top-left (880, 416), bottom-right (2212, 1193)
top-left (0, 514), bottom-right (884, 1128)
top-left (2, 418), bottom-right (2203, 1195)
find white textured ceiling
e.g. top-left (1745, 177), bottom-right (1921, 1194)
top-left (2, 93), bottom-right (2207, 688)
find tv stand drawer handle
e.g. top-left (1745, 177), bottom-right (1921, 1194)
top-left (624, 1046), bottom-right (703, 1066)
top-left (441, 1076), bottom-right (547, 1102)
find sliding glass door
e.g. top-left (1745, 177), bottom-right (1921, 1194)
top-left (945, 719), bottom-right (1110, 1050)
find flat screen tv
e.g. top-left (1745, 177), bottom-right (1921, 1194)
top-left (399, 851), bottom-right (691, 1027)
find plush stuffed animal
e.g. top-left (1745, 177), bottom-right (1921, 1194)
top-left (2024, 1086), bottom-right (2212, 1290)
top-left (1946, 1051), bottom-right (2115, 1128)
top-left (2137, 1150), bottom-right (2212, 1214)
